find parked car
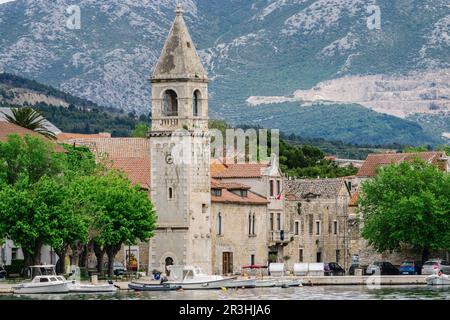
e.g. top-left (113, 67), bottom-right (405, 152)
top-left (103, 261), bottom-right (127, 276)
top-left (421, 260), bottom-right (450, 275)
top-left (324, 262), bottom-right (345, 276)
top-left (399, 260), bottom-right (422, 275)
top-left (366, 262), bottom-right (399, 275)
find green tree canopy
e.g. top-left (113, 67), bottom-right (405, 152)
top-left (359, 159), bottom-right (450, 262)
top-left (131, 122), bottom-right (149, 138)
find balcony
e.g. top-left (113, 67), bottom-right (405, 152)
top-left (268, 230), bottom-right (292, 245)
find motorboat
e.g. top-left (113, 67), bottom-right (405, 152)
top-left (167, 265), bottom-right (236, 290)
top-left (13, 265), bottom-right (69, 294)
top-left (276, 278), bottom-right (303, 288)
top-left (67, 280), bottom-right (118, 293)
top-left (426, 274), bottom-right (450, 286)
top-left (128, 282), bottom-right (182, 291)
top-left (254, 279), bottom-right (277, 287)
top-left (227, 278), bottom-right (257, 288)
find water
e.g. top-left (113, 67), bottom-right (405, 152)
top-left (1, 286), bottom-right (449, 300)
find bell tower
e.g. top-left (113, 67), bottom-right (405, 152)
top-left (149, 4), bottom-right (212, 274)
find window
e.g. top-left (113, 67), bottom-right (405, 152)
top-left (316, 252), bottom-right (322, 263)
top-left (212, 189), bottom-right (222, 197)
top-left (193, 90), bottom-right (200, 117)
top-left (248, 214), bottom-right (252, 235)
top-left (251, 254), bottom-right (255, 266)
top-left (299, 249), bottom-right (304, 262)
top-left (276, 180), bottom-right (281, 195)
top-left (252, 214), bottom-right (256, 235)
top-left (276, 213), bottom-right (281, 231)
top-left (202, 204), bottom-right (207, 213)
top-left (294, 221), bottom-right (300, 235)
top-left (269, 180), bottom-right (274, 197)
top-left (168, 187), bottom-right (173, 200)
top-left (315, 221), bottom-right (321, 235)
top-left (163, 90), bottom-right (178, 116)
top-left (270, 213), bottom-right (274, 231)
top-left (347, 181), bottom-right (352, 191)
top-left (218, 213), bottom-right (222, 235)
top-left (297, 202), bottom-right (302, 214)
top-left (333, 220), bottom-right (338, 235)
top-left (336, 250), bottom-right (341, 263)
top-left (301, 218), bottom-right (304, 235)
top-left (240, 190), bottom-right (248, 198)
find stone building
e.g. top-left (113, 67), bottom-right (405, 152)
top-left (210, 180), bottom-right (268, 275)
top-left (284, 178), bottom-right (352, 270)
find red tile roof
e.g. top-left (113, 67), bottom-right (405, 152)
top-left (0, 121), bottom-right (44, 142)
top-left (57, 132), bottom-right (111, 141)
top-left (109, 157), bottom-right (151, 190)
top-left (211, 189), bottom-right (268, 205)
top-left (212, 163), bottom-right (269, 179)
top-left (357, 152), bottom-right (447, 177)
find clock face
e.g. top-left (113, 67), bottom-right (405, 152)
top-left (165, 153), bottom-right (174, 164)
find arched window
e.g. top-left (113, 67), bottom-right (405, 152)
top-left (168, 187), bottom-right (173, 199)
top-left (248, 213), bottom-right (252, 235)
top-left (193, 90), bottom-right (200, 117)
top-left (218, 213), bottom-right (222, 235)
top-left (163, 90), bottom-right (178, 116)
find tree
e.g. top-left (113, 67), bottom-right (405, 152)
top-left (359, 159), bottom-right (450, 263)
top-left (131, 122), bottom-right (149, 138)
top-left (83, 171), bottom-right (157, 276)
top-left (1, 107), bottom-right (56, 139)
top-left (0, 134), bottom-right (65, 186)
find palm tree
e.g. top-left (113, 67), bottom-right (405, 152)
top-left (1, 107), bottom-right (56, 139)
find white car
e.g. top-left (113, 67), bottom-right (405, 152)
top-left (422, 260), bottom-right (450, 275)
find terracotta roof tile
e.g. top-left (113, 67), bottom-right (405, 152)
top-left (357, 152), bottom-right (447, 177)
top-left (109, 157), bottom-right (151, 190)
top-left (212, 163), bottom-right (269, 178)
top-left (211, 189), bottom-right (268, 205)
top-left (57, 132), bottom-right (111, 141)
top-left (284, 178), bottom-right (345, 200)
top-left (0, 122), bottom-right (42, 142)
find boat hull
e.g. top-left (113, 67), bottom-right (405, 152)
top-left (227, 279), bottom-right (257, 288)
top-left (13, 282), bottom-right (69, 294)
top-left (128, 282), bottom-right (181, 291)
top-left (67, 283), bottom-right (118, 293)
top-left (426, 275), bottom-right (450, 286)
top-left (168, 277), bottom-right (237, 290)
top-left (255, 279), bottom-right (277, 287)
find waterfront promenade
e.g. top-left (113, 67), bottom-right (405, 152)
top-left (0, 275), bottom-right (429, 293)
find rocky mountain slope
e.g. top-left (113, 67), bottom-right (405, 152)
top-left (0, 0), bottom-right (448, 144)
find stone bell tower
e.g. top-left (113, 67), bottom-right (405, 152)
top-left (148, 4), bottom-right (212, 274)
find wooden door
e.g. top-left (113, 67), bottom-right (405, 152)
top-left (222, 252), bottom-right (233, 275)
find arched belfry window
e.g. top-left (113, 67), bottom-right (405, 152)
top-left (163, 90), bottom-right (178, 116)
top-left (193, 90), bottom-right (200, 117)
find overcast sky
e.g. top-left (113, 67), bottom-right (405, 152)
top-left (0, 0), bottom-right (15, 5)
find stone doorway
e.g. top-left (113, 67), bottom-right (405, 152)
top-left (165, 257), bottom-right (174, 276)
top-left (222, 252), bottom-right (233, 275)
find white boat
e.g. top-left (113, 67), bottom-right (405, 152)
top-left (227, 278), bottom-right (257, 288)
top-left (255, 279), bottom-right (277, 287)
top-left (67, 280), bottom-right (118, 293)
top-left (13, 265), bottom-right (69, 294)
top-left (426, 275), bottom-right (450, 286)
top-left (167, 265), bottom-right (236, 290)
top-left (276, 278), bottom-right (303, 288)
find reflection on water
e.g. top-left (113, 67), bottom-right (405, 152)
top-left (1, 286), bottom-right (449, 300)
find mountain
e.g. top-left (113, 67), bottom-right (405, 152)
top-left (0, 0), bottom-right (448, 145)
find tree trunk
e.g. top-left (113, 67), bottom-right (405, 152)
top-left (422, 247), bottom-right (430, 264)
top-left (93, 242), bottom-right (105, 276)
top-left (55, 246), bottom-right (68, 275)
top-left (32, 241), bottom-right (43, 265)
top-left (106, 244), bottom-right (122, 277)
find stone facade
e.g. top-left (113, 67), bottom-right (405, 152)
top-left (284, 178), bottom-right (352, 270)
top-left (211, 202), bottom-right (268, 275)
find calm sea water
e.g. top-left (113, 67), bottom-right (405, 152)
top-left (1, 286), bottom-right (449, 300)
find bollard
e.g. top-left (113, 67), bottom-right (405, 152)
top-left (91, 275), bottom-right (98, 285)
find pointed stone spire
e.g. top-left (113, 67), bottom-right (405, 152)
top-left (151, 4), bottom-right (207, 82)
